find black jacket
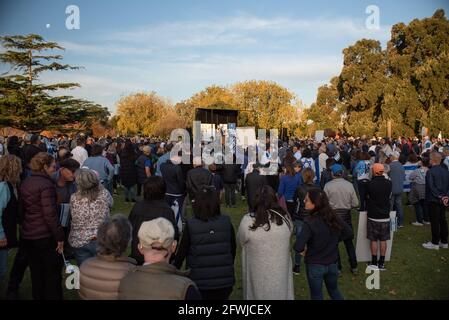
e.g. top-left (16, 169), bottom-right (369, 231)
top-left (294, 214), bottom-right (353, 265)
top-left (425, 164), bottom-right (449, 203)
top-left (20, 172), bottom-right (64, 242)
top-left (119, 152), bottom-right (137, 187)
top-left (320, 169), bottom-right (333, 189)
top-left (366, 176), bottom-right (392, 220)
top-left (160, 160), bottom-right (186, 195)
top-left (128, 199), bottom-right (178, 265)
top-left (186, 167), bottom-right (213, 200)
top-left (135, 154), bottom-right (151, 184)
top-left (245, 170), bottom-right (267, 212)
top-left (295, 183), bottom-right (320, 220)
top-left (221, 164), bottom-right (241, 184)
top-left (174, 215), bottom-right (236, 290)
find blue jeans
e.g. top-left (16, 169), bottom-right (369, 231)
top-left (414, 200), bottom-right (429, 223)
top-left (294, 220), bottom-right (304, 266)
top-left (391, 193), bottom-right (404, 226)
top-left (73, 240), bottom-right (97, 266)
top-left (0, 249), bottom-right (8, 285)
top-left (306, 263), bottom-right (344, 300)
top-left (102, 180), bottom-right (113, 195)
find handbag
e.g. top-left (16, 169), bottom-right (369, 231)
top-left (277, 195), bottom-right (288, 213)
top-left (269, 209), bottom-right (293, 232)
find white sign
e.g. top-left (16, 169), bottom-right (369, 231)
top-left (356, 211), bottom-right (396, 262)
top-left (421, 127), bottom-right (428, 137)
top-left (315, 130), bottom-right (324, 142)
top-left (200, 123), bottom-right (215, 142)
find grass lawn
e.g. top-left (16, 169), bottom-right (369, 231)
top-left (2, 188), bottom-right (449, 300)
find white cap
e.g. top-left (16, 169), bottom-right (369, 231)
top-left (138, 218), bottom-right (174, 250)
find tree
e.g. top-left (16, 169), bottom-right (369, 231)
top-left (339, 39), bottom-right (387, 136)
top-left (312, 9), bottom-right (449, 137)
top-left (174, 85), bottom-right (236, 126)
top-left (0, 34), bottom-right (109, 130)
top-left (174, 81), bottom-right (298, 131)
top-left (232, 80), bottom-right (296, 130)
top-left (115, 92), bottom-right (171, 136)
top-left (306, 76), bottom-right (342, 131)
top-left (153, 107), bottom-right (185, 137)
top-left (386, 9), bottom-right (449, 136)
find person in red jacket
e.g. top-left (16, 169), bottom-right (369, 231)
top-left (20, 152), bottom-right (65, 300)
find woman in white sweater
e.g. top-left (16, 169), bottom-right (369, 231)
top-left (237, 185), bottom-right (294, 300)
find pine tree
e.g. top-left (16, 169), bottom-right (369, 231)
top-left (0, 34), bottom-right (109, 130)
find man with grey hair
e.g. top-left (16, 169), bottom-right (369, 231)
top-left (389, 151), bottom-right (405, 228)
top-left (423, 152), bottom-right (449, 250)
top-left (324, 164), bottom-right (359, 274)
top-left (79, 214), bottom-right (136, 300)
top-left (118, 218), bottom-right (201, 300)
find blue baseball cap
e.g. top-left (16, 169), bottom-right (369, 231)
top-left (330, 164), bottom-right (344, 175)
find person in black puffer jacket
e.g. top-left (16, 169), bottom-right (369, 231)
top-left (174, 186), bottom-right (236, 300)
top-left (20, 152), bottom-right (65, 300)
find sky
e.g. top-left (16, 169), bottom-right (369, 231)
top-left (1, 0), bottom-right (448, 114)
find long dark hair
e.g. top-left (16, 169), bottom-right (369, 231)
top-left (120, 139), bottom-right (136, 161)
top-left (250, 185), bottom-right (291, 231)
top-left (284, 164), bottom-right (295, 176)
top-left (306, 189), bottom-right (342, 233)
top-left (192, 186), bottom-right (221, 222)
top-left (283, 149), bottom-right (296, 166)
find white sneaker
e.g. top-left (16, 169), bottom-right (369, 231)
top-left (412, 222), bottom-right (424, 226)
top-left (422, 242), bottom-right (439, 250)
top-left (423, 221), bottom-right (431, 225)
top-left (439, 242), bottom-right (448, 249)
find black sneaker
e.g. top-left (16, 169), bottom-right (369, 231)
top-left (377, 263), bottom-right (386, 271)
top-left (351, 268), bottom-right (359, 275)
top-left (293, 265), bottom-right (300, 275)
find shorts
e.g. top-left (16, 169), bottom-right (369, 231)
top-left (367, 219), bottom-right (391, 241)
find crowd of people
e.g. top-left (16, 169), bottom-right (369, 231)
top-left (0, 132), bottom-right (448, 300)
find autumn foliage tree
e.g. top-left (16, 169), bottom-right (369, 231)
top-left (174, 80), bottom-right (302, 133)
top-left (116, 92), bottom-right (176, 136)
